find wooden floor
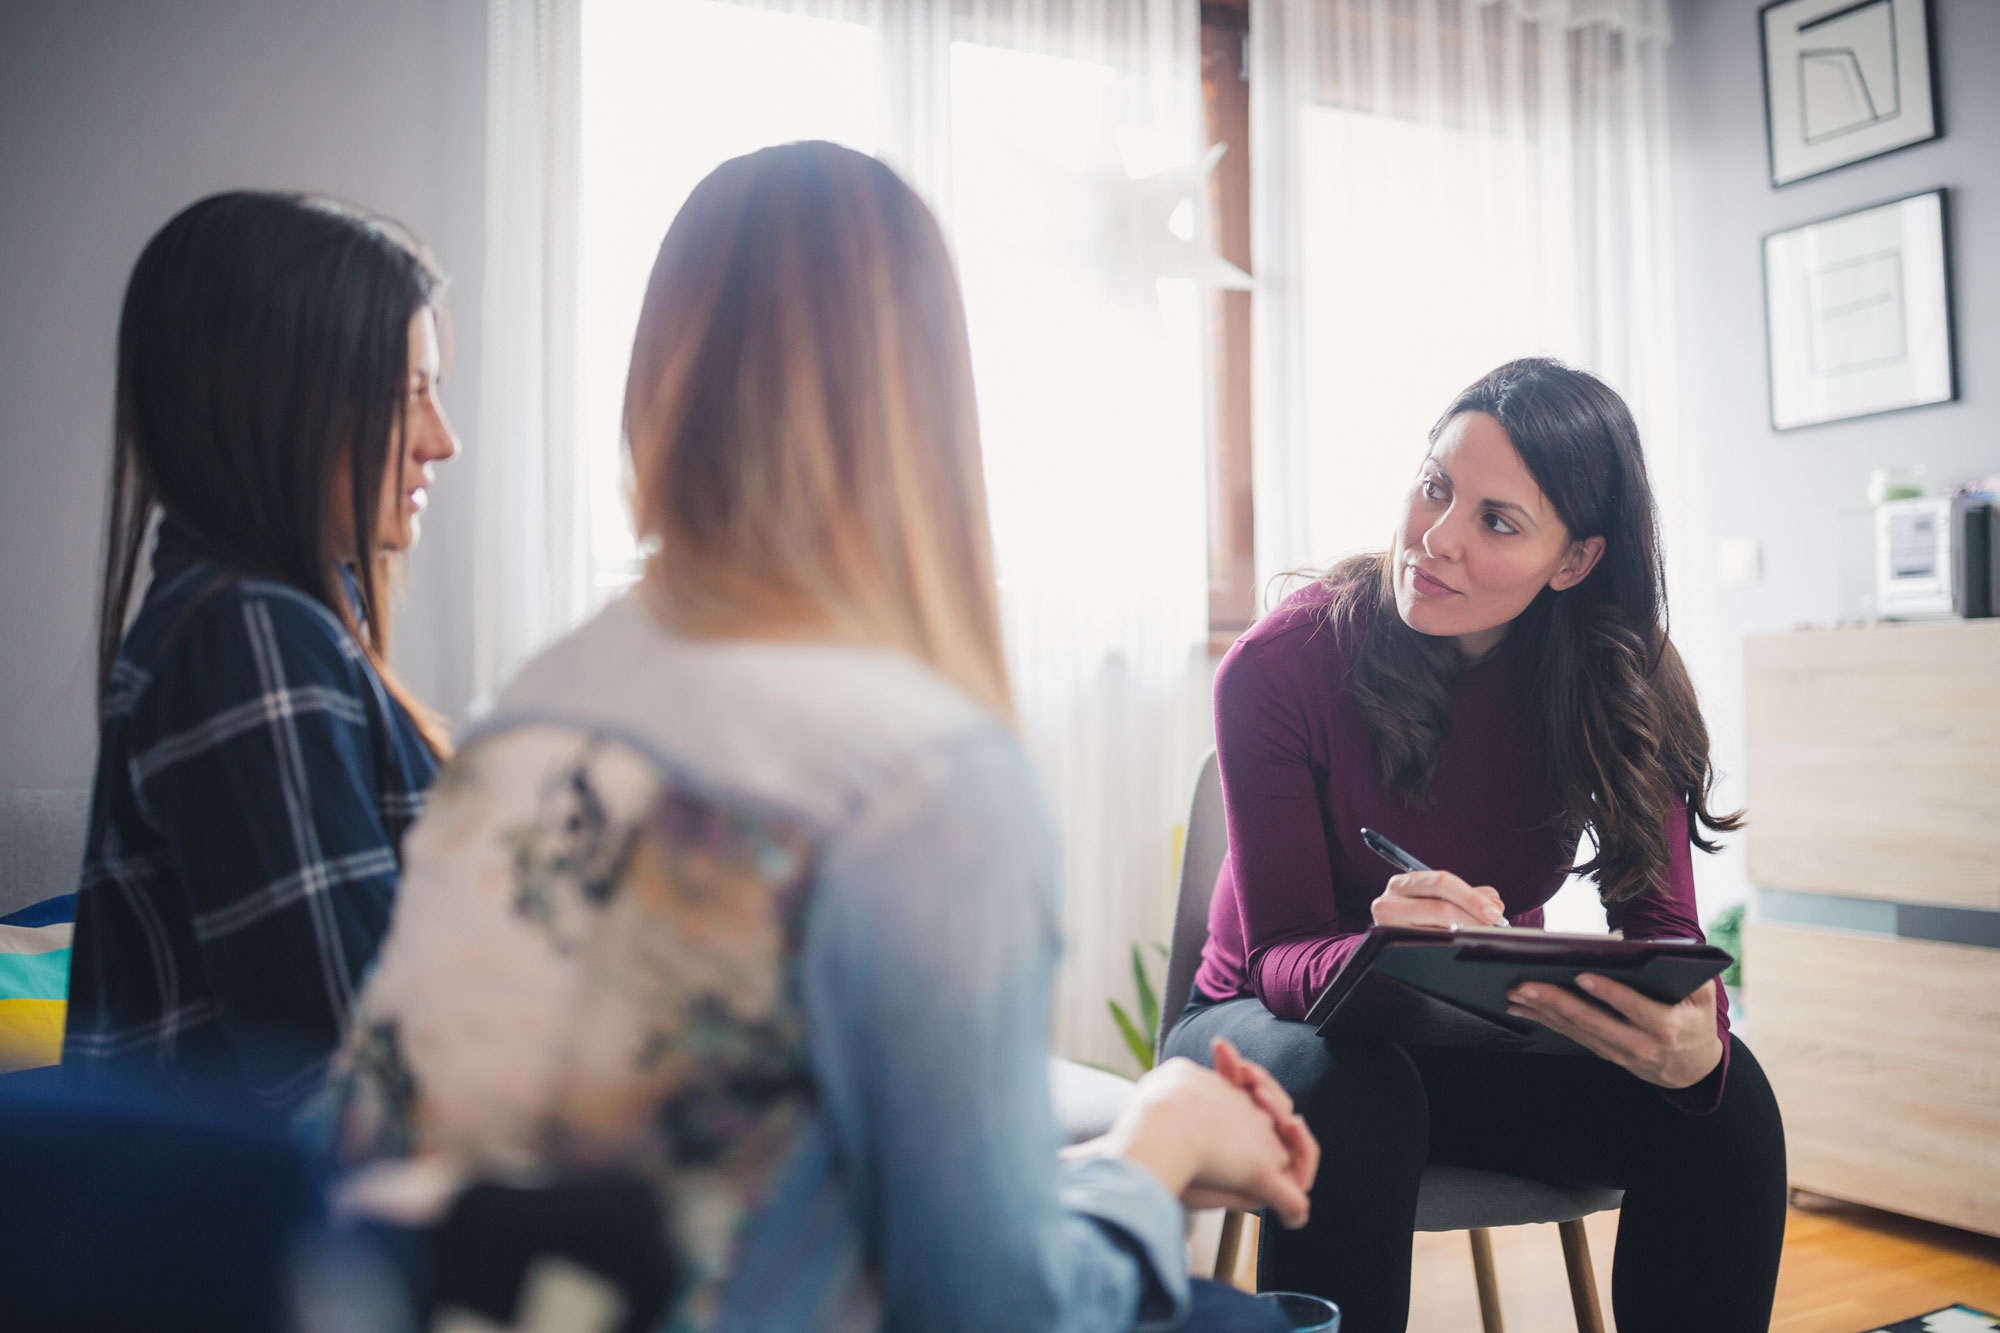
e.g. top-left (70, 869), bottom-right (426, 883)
top-left (1199, 1192), bottom-right (2000, 1332)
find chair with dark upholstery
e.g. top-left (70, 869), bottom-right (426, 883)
top-left (1157, 752), bottom-right (1619, 1333)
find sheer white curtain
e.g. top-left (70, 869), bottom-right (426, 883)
top-left (480, 0), bottom-right (1216, 1068)
top-left (474, 0), bottom-right (593, 710)
top-left (1249, 0), bottom-right (1680, 590)
top-left (932, 12), bottom-right (1218, 1072)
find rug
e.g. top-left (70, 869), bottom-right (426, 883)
top-left (1861, 1307), bottom-right (1999, 1333)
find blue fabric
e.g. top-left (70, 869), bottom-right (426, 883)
top-left (1187, 1282), bottom-right (1295, 1332)
top-left (713, 727), bottom-right (1193, 1331)
top-left (0, 1075), bottom-right (325, 1332)
top-left (1, 893), bottom-right (76, 928)
top-left (64, 524), bottom-right (437, 1115)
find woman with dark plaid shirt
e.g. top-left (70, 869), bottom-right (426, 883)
top-left (63, 192), bottom-right (459, 1116)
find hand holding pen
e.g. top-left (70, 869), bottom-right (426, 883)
top-left (1360, 827), bottom-right (1510, 932)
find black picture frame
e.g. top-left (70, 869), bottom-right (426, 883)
top-left (1759, 0), bottom-right (1942, 189)
top-left (1761, 187), bottom-right (1957, 432)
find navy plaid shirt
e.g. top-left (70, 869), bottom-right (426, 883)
top-left (64, 525), bottom-right (438, 1114)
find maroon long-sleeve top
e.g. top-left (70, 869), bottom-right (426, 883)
top-left (1193, 582), bottom-right (1731, 1112)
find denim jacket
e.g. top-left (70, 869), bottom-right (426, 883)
top-left (321, 593), bottom-right (1189, 1331)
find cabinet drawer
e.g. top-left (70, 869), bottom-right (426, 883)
top-left (1747, 922), bottom-right (2000, 1237)
top-left (1744, 624), bottom-right (2000, 910)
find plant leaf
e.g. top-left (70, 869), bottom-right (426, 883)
top-left (1108, 999), bottom-right (1154, 1072)
top-left (1131, 944), bottom-right (1159, 1047)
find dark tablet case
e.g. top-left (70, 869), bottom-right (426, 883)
top-left (1302, 926), bottom-right (1732, 1056)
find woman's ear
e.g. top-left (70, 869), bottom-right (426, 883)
top-left (1549, 534), bottom-right (1607, 592)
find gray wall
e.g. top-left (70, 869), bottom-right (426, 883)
top-left (1666, 0), bottom-right (2000, 909)
top-left (0, 0), bottom-right (487, 790)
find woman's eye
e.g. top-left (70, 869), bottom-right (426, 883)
top-left (1420, 477), bottom-right (1445, 500)
top-left (1483, 512), bottom-right (1517, 535)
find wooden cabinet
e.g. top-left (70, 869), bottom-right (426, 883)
top-left (1745, 923), bottom-right (2000, 1235)
top-left (1744, 623), bottom-right (2000, 1238)
top-left (1745, 622), bottom-right (2000, 910)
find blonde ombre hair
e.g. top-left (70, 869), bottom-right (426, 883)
top-left (621, 142), bottom-right (1013, 722)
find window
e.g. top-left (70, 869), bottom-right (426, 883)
top-left (578, 0), bottom-right (1212, 630)
top-left (578, 0), bottom-right (883, 593)
top-left (947, 41), bottom-right (1207, 608)
top-left (1295, 103), bottom-right (1557, 565)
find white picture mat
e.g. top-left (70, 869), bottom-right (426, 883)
top-left (1764, 191), bottom-right (1951, 430)
top-left (1763, 0), bottom-right (1936, 185)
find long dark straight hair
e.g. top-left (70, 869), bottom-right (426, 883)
top-left (1324, 357), bottom-right (1741, 903)
top-left (98, 190), bottom-right (451, 756)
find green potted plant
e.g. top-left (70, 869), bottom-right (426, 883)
top-left (1106, 943), bottom-right (1168, 1074)
top-left (1707, 902), bottom-right (1744, 1024)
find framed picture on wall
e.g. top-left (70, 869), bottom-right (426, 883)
top-left (1763, 189), bottom-right (1955, 431)
top-left (1760, 0), bottom-right (1940, 187)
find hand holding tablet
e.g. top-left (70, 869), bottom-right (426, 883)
top-left (1507, 970), bottom-right (1725, 1089)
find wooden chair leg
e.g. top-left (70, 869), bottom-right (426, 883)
top-left (1557, 1218), bottom-right (1607, 1333)
top-left (1214, 1209), bottom-right (1248, 1289)
top-left (1467, 1227), bottom-right (1505, 1333)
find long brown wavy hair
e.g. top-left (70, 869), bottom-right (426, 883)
top-left (621, 142), bottom-right (1012, 722)
top-left (98, 191), bottom-right (452, 756)
top-left (1322, 358), bottom-right (1740, 903)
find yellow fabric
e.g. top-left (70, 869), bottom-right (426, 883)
top-left (0, 998), bottom-right (66, 1072)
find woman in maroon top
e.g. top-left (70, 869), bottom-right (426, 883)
top-left (1163, 359), bottom-right (1786, 1332)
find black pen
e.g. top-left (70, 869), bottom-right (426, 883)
top-left (1360, 827), bottom-right (1431, 875)
top-left (1359, 827), bottom-right (1510, 928)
